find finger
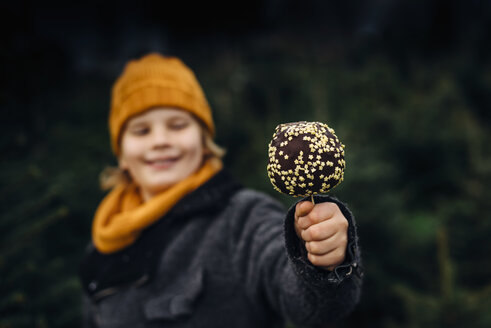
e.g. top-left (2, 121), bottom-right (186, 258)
top-left (294, 201), bottom-right (314, 221)
top-left (305, 240), bottom-right (336, 256)
top-left (297, 202), bottom-right (340, 229)
top-left (300, 219), bottom-right (340, 241)
top-left (304, 232), bottom-right (345, 255)
top-left (307, 247), bottom-right (346, 269)
top-left (309, 202), bottom-right (339, 223)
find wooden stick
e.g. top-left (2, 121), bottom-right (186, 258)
top-left (311, 194), bottom-right (315, 204)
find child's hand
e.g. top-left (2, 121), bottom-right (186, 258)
top-left (294, 201), bottom-right (349, 271)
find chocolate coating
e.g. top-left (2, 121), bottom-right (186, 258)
top-left (267, 121), bottom-right (345, 197)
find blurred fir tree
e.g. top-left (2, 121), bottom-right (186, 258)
top-left (0, 65), bottom-right (112, 326)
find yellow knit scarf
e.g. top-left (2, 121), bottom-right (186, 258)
top-left (92, 158), bottom-right (223, 254)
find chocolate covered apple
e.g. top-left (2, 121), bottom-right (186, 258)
top-left (267, 121), bottom-right (345, 197)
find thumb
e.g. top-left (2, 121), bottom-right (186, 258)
top-left (295, 201), bottom-right (315, 221)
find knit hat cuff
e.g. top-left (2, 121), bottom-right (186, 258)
top-left (110, 84), bottom-right (215, 156)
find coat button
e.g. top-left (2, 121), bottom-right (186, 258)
top-left (89, 281), bottom-right (98, 291)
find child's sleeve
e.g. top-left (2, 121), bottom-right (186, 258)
top-left (284, 194), bottom-right (363, 289)
top-left (229, 190), bottom-right (363, 327)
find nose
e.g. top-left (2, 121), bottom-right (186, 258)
top-left (151, 126), bottom-right (171, 149)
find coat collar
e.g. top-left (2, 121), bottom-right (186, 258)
top-left (79, 169), bottom-right (243, 300)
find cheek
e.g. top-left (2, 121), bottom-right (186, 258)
top-left (191, 136), bottom-right (205, 161)
top-left (120, 137), bottom-right (144, 166)
top-left (180, 129), bottom-right (204, 158)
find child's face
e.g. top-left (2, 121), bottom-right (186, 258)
top-left (119, 107), bottom-right (204, 201)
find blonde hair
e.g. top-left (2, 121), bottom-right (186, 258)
top-left (99, 129), bottom-right (225, 191)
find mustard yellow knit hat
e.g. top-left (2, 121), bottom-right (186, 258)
top-left (109, 53), bottom-right (215, 156)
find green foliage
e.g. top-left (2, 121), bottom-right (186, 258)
top-left (0, 76), bottom-right (110, 327)
top-left (2, 40), bottom-right (491, 327)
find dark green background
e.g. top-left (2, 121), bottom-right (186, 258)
top-left (2, 1), bottom-right (491, 327)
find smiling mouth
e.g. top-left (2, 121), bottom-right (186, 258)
top-left (145, 157), bottom-right (180, 169)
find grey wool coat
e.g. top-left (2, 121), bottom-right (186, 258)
top-left (79, 170), bottom-right (363, 328)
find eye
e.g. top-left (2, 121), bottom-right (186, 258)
top-left (130, 126), bottom-right (150, 136)
top-left (169, 119), bottom-right (189, 130)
